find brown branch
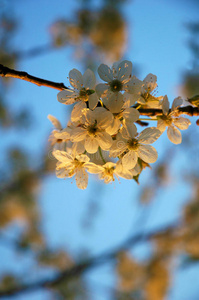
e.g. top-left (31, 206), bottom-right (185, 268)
top-left (0, 64), bottom-right (199, 117)
top-left (0, 222), bottom-right (178, 298)
top-left (138, 106), bottom-right (199, 117)
top-left (0, 64), bottom-right (68, 91)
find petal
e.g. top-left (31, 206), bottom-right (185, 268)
top-left (70, 128), bottom-right (87, 142)
top-left (69, 69), bottom-right (83, 90)
top-left (53, 150), bottom-right (73, 163)
top-left (157, 119), bottom-right (167, 132)
top-left (48, 115), bottom-right (62, 130)
top-left (117, 60), bottom-right (132, 82)
top-left (85, 163), bottom-right (104, 174)
top-left (167, 126), bottom-right (182, 144)
top-left (171, 97), bottom-right (183, 111)
top-left (122, 108), bottom-right (140, 123)
top-left (75, 168), bottom-right (88, 189)
top-left (123, 92), bottom-right (138, 107)
top-left (143, 73), bottom-right (157, 92)
top-left (98, 64), bottom-right (113, 82)
top-left (95, 107), bottom-right (113, 129)
top-left (57, 89), bottom-right (77, 104)
top-left (54, 129), bottom-right (70, 139)
top-left (173, 117), bottom-right (191, 130)
top-left (122, 151), bottom-right (138, 170)
top-left (72, 141), bottom-right (85, 154)
top-left (103, 93), bottom-right (124, 113)
top-left (106, 118), bottom-right (121, 135)
top-left (124, 76), bottom-right (143, 94)
top-left (83, 69), bottom-right (96, 89)
top-left (85, 137), bottom-right (99, 153)
top-left (71, 102), bottom-right (87, 122)
top-left (95, 83), bottom-right (109, 98)
top-left (56, 167), bottom-right (74, 178)
top-left (122, 123), bottom-right (137, 139)
top-left (137, 144), bottom-right (158, 163)
top-left (88, 92), bottom-right (99, 110)
top-left (138, 127), bottom-right (162, 144)
top-left (162, 95), bottom-right (170, 115)
top-left (96, 132), bottom-right (113, 150)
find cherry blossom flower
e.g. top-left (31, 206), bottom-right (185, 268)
top-left (86, 161), bottom-right (140, 183)
top-left (157, 96), bottom-right (191, 144)
top-left (48, 115), bottom-right (70, 150)
top-left (127, 73), bottom-right (162, 108)
top-left (53, 150), bottom-right (93, 189)
top-left (110, 125), bottom-right (162, 169)
top-left (57, 69), bottom-right (99, 118)
top-left (95, 60), bottom-right (143, 111)
top-left (70, 107), bottom-right (115, 154)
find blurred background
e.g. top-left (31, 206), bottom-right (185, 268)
top-left (0, 0), bottom-right (199, 299)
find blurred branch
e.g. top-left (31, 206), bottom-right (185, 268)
top-left (0, 222), bottom-right (178, 298)
top-left (0, 64), bottom-right (68, 91)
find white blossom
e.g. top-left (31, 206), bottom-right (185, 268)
top-left (57, 69), bottom-right (98, 114)
top-left (157, 96), bottom-right (191, 144)
top-left (53, 150), bottom-right (93, 189)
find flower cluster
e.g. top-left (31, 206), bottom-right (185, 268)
top-left (48, 60), bottom-right (191, 189)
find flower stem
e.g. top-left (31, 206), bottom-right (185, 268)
top-left (98, 147), bottom-right (106, 164)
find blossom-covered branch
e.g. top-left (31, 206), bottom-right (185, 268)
top-left (0, 64), bottom-right (68, 91)
top-left (0, 222), bottom-right (178, 298)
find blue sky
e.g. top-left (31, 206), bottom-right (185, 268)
top-left (1, 0), bottom-right (199, 299)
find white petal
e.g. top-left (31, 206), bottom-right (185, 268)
top-left (95, 108), bottom-right (113, 129)
top-left (122, 108), bottom-right (140, 123)
top-left (143, 73), bottom-right (157, 92)
top-left (171, 97), bottom-right (183, 111)
top-left (70, 128), bottom-right (87, 142)
top-left (103, 93), bottom-right (124, 113)
top-left (167, 126), bottom-right (182, 144)
top-left (122, 151), bottom-right (138, 170)
top-left (138, 127), bottom-right (162, 144)
top-left (122, 123), bottom-right (137, 139)
top-left (85, 163), bottom-right (104, 174)
top-left (157, 119), bottom-right (167, 132)
top-left (48, 115), bottom-right (62, 130)
top-left (95, 83), bottom-right (109, 98)
top-left (124, 76), bottom-right (143, 94)
top-left (54, 129), bottom-right (70, 139)
top-left (53, 150), bottom-right (73, 163)
top-left (98, 64), bottom-right (113, 82)
top-left (72, 141), bottom-right (85, 154)
top-left (83, 69), bottom-right (96, 89)
top-left (106, 118), bottom-right (121, 135)
top-left (88, 92), bottom-right (98, 110)
top-left (138, 144), bottom-right (158, 163)
top-left (173, 117), bottom-right (191, 130)
top-left (75, 168), bottom-right (88, 189)
top-left (117, 60), bottom-right (132, 82)
top-left (76, 154), bottom-right (90, 163)
top-left (85, 137), bottom-right (99, 153)
top-left (162, 95), bottom-right (170, 115)
top-left (69, 69), bottom-right (83, 90)
top-left (71, 102), bottom-right (87, 122)
top-left (57, 89), bottom-right (77, 104)
top-left (123, 92), bottom-right (138, 107)
top-left (56, 167), bottom-right (74, 178)
top-left (96, 132), bottom-right (113, 150)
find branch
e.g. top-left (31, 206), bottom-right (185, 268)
top-left (1, 64), bottom-right (199, 117)
top-left (0, 64), bottom-right (68, 91)
top-left (0, 222), bottom-right (178, 298)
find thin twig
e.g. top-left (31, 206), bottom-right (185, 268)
top-left (0, 64), bottom-right (68, 91)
